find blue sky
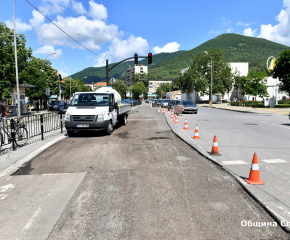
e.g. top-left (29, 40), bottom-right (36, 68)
top-left (2, 0), bottom-right (290, 78)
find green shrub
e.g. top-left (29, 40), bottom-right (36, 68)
top-left (231, 100), bottom-right (264, 108)
top-left (278, 99), bottom-right (290, 104)
top-left (275, 104), bottom-right (290, 108)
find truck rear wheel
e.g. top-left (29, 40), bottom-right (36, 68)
top-left (107, 121), bottom-right (113, 135)
top-left (123, 114), bottom-right (128, 125)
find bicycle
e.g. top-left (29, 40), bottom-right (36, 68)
top-left (0, 115), bottom-right (28, 150)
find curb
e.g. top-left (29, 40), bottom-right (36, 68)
top-left (162, 111), bottom-right (290, 233)
top-left (0, 135), bottom-right (68, 178)
top-left (200, 105), bottom-right (288, 115)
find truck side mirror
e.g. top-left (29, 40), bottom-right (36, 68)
top-left (114, 102), bottom-right (118, 109)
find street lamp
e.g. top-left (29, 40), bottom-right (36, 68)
top-left (13, 0), bottom-right (21, 117)
top-left (45, 51), bottom-right (57, 59)
top-left (204, 51), bottom-right (213, 107)
top-left (70, 68), bottom-right (78, 98)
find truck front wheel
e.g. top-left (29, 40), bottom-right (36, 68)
top-left (123, 114), bottom-right (128, 125)
top-left (107, 121), bottom-right (113, 135)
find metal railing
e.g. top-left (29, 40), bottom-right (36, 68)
top-left (1, 112), bottom-right (63, 150)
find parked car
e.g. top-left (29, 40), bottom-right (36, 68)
top-left (167, 100), bottom-right (181, 110)
top-left (49, 100), bottom-right (67, 112)
top-left (161, 100), bottom-right (170, 108)
top-left (180, 100), bottom-right (198, 114)
top-left (57, 102), bottom-right (69, 114)
top-left (156, 99), bottom-right (163, 106)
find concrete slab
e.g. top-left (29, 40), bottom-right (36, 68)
top-left (0, 172), bottom-right (87, 240)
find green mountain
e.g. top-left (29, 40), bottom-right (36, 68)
top-left (73, 33), bottom-right (289, 83)
top-left (71, 51), bottom-right (185, 84)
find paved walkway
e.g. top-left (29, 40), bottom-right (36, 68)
top-left (197, 103), bottom-right (290, 115)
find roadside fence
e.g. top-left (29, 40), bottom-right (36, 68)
top-left (0, 112), bottom-right (64, 151)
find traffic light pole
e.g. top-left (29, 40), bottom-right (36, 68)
top-left (106, 54), bottom-right (150, 86)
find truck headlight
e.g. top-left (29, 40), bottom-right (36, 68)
top-left (98, 111), bottom-right (105, 121)
top-left (65, 112), bottom-right (70, 121)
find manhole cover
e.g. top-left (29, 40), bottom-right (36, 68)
top-left (243, 123), bottom-right (258, 125)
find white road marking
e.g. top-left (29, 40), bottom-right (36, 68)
top-left (0, 184), bottom-right (15, 192)
top-left (0, 194), bottom-right (8, 200)
top-left (22, 206), bottom-right (42, 232)
top-left (260, 121), bottom-right (290, 130)
top-left (262, 159), bottom-right (287, 163)
top-left (221, 160), bottom-right (248, 165)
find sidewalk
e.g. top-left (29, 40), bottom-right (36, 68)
top-left (197, 103), bottom-right (290, 115)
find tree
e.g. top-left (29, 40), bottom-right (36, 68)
top-left (131, 82), bottom-right (146, 100)
top-left (174, 49), bottom-right (234, 99)
top-left (0, 22), bottom-right (32, 101)
top-left (155, 82), bottom-right (171, 99)
top-left (112, 80), bottom-right (128, 99)
top-left (22, 57), bottom-right (60, 102)
top-left (132, 73), bottom-right (150, 87)
top-left (61, 76), bottom-right (91, 99)
top-left (273, 49), bottom-right (290, 95)
top-left (234, 71), bottom-right (269, 99)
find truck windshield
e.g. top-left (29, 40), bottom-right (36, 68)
top-left (71, 93), bottom-right (110, 106)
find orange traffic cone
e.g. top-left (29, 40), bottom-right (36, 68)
top-left (245, 153), bottom-right (264, 185)
top-left (170, 111), bottom-right (174, 118)
top-left (210, 135), bottom-right (221, 156)
top-left (183, 119), bottom-right (189, 130)
top-left (174, 115), bottom-right (179, 124)
top-left (167, 110), bottom-right (170, 115)
top-left (192, 124), bottom-right (201, 139)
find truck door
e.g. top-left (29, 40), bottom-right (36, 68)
top-left (110, 95), bottom-right (117, 126)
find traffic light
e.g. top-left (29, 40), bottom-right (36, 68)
top-left (148, 53), bottom-right (152, 64)
top-left (134, 53), bottom-right (138, 64)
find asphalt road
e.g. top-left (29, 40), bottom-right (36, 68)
top-left (3, 105), bottom-right (289, 239)
top-left (171, 106), bottom-right (290, 220)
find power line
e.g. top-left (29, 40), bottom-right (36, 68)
top-left (25, 0), bottom-right (106, 60)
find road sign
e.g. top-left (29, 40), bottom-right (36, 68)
top-left (46, 88), bottom-right (50, 96)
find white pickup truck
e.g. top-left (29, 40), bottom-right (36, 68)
top-left (64, 87), bottom-right (130, 135)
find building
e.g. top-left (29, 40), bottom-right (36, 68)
top-left (127, 65), bottom-right (148, 85)
top-left (148, 81), bottom-right (172, 98)
top-left (166, 90), bottom-right (181, 100)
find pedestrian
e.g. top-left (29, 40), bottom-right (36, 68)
top-left (43, 100), bottom-right (47, 109)
top-left (0, 103), bottom-right (6, 118)
top-left (36, 100), bottom-right (39, 113)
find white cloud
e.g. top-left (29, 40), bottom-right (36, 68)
top-left (221, 17), bottom-right (231, 26)
top-left (30, 13), bottom-right (119, 49)
top-left (58, 69), bottom-right (68, 78)
top-left (208, 30), bottom-right (220, 36)
top-left (243, 27), bottom-right (257, 37)
top-left (34, 45), bottom-right (63, 59)
top-left (227, 27), bottom-right (233, 33)
top-left (29, 10), bottom-right (45, 27)
top-left (153, 42), bottom-right (180, 54)
top-left (237, 21), bottom-right (254, 27)
top-left (93, 35), bottom-right (149, 67)
top-left (5, 18), bottom-right (32, 32)
top-left (71, 0), bottom-right (87, 15)
top-left (257, 0), bottom-right (290, 45)
top-left (39, 0), bottom-right (70, 15)
top-left (88, 0), bottom-right (107, 20)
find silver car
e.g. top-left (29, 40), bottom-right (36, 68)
top-left (161, 100), bottom-right (170, 108)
